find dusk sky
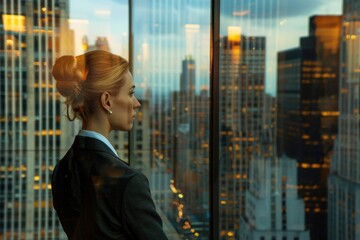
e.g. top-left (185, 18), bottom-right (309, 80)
top-left (69, 0), bottom-right (342, 95)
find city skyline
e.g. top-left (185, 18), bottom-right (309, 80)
top-left (68, 0), bottom-right (342, 96)
top-left (1, 0), bottom-right (357, 240)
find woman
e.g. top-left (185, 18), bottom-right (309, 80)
top-left (51, 50), bottom-right (168, 240)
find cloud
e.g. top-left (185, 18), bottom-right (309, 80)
top-left (221, 0), bottom-right (340, 19)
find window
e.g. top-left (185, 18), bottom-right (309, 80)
top-left (131, 1), bottom-right (211, 237)
top-left (0, 0), bottom-right (354, 239)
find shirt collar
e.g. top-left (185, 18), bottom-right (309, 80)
top-left (77, 130), bottom-right (119, 157)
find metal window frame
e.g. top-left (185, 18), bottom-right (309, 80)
top-left (210, 0), bottom-right (220, 239)
top-left (128, 0), bottom-right (134, 165)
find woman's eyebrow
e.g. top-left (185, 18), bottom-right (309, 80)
top-left (129, 85), bottom-right (135, 90)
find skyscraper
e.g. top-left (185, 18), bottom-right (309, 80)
top-left (328, 0), bottom-right (360, 239)
top-left (0, 1), bottom-right (73, 239)
top-left (241, 92), bottom-right (310, 240)
top-left (219, 29), bottom-right (266, 238)
top-left (171, 56), bottom-right (210, 238)
top-left (240, 154), bottom-right (310, 240)
top-left (277, 15), bottom-right (341, 239)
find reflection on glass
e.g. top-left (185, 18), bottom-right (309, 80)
top-left (0, 1), bottom-right (72, 238)
top-left (132, 0), bottom-right (210, 239)
top-left (219, 0), bottom-right (342, 240)
top-left (0, 0), bottom-right (128, 238)
top-left (278, 15), bottom-right (341, 240)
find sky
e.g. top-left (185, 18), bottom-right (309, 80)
top-left (69, 0), bottom-right (342, 96)
top-left (220, 0), bottom-right (342, 95)
top-left (69, 0), bottom-right (128, 56)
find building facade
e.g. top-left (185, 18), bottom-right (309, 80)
top-left (328, 0), bottom-right (360, 239)
top-left (240, 154), bottom-right (310, 240)
top-left (277, 15), bottom-right (341, 240)
top-left (219, 30), bottom-right (266, 238)
top-left (0, 0), bottom-right (74, 239)
top-left (170, 56), bottom-right (210, 238)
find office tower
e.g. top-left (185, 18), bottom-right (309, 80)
top-left (219, 28), bottom-right (266, 238)
top-left (263, 94), bottom-right (276, 129)
top-left (328, 0), bottom-right (360, 239)
top-left (277, 15), bottom-right (341, 239)
top-left (1, 0), bottom-right (74, 238)
top-left (239, 84), bottom-right (309, 239)
top-left (241, 152), bottom-right (310, 240)
top-left (0, 0), bottom-right (73, 239)
top-left (174, 57), bottom-right (196, 194)
top-left (170, 57), bottom-right (210, 238)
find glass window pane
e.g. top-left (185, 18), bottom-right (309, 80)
top-left (219, 0), bottom-right (343, 240)
top-left (131, 0), bottom-right (211, 239)
top-left (0, 0), bottom-right (128, 238)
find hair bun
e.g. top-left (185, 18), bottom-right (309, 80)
top-left (52, 55), bottom-right (86, 98)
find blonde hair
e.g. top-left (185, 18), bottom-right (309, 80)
top-left (52, 50), bottom-right (129, 121)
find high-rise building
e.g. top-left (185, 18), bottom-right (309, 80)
top-left (174, 56), bottom-right (196, 193)
top-left (219, 29), bottom-right (266, 238)
top-left (241, 89), bottom-right (309, 240)
top-left (0, 0), bottom-right (73, 239)
top-left (277, 15), bottom-right (341, 240)
top-left (328, 0), bottom-right (360, 239)
top-left (240, 153), bottom-right (310, 240)
top-left (171, 56), bottom-right (210, 238)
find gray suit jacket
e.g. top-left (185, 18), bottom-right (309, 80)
top-left (51, 135), bottom-right (168, 240)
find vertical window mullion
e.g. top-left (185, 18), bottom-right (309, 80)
top-left (210, 0), bottom-right (220, 239)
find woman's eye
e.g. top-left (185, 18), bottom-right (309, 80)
top-left (130, 91), bottom-right (135, 96)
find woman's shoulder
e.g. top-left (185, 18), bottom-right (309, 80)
top-left (88, 150), bottom-right (137, 175)
top-left (58, 145), bottom-right (135, 179)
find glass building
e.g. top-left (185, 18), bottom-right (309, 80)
top-left (0, 0), bottom-right (75, 239)
top-left (277, 15), bottom-right (341, 239)
top-left (328, 0), bottom-right (360, 239)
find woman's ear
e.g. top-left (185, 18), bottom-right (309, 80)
top-left (100, 91), bottom-right (112, 113)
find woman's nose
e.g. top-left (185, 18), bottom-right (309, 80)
top-left (134, 97), bottom-right (141, 108)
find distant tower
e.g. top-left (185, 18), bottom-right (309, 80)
top-left (328, 0), bottom-right (360, 239)
top-left (82, 35), bottom-right (89, 52)
top-left (86, 36), bottom-right (110, 52)
top-left (172, 56), bottom-right (210, 237)
top-left (277, 15), bottom-right (341, 239)
top-left (180, 56), bottom-right (196, 96)
top-left (175, 56), bottom-right (196, 193)
top-left (94, 37), bottom-right (110, 51)
top-left (0, 0), bottom-right (74, 239)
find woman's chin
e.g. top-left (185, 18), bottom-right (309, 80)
top-left (113, 124), bottom-right (133, 132)
top-left (125, 123), bottom-right (134, 131)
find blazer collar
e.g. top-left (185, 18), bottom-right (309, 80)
top-left (72, 135), bottom-right (120, 160)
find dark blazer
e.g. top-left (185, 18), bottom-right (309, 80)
top-left (51, 135), bottom-right (168, 240)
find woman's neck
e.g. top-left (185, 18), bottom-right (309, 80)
top-left (82, 114), bottom-right (110, 138)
